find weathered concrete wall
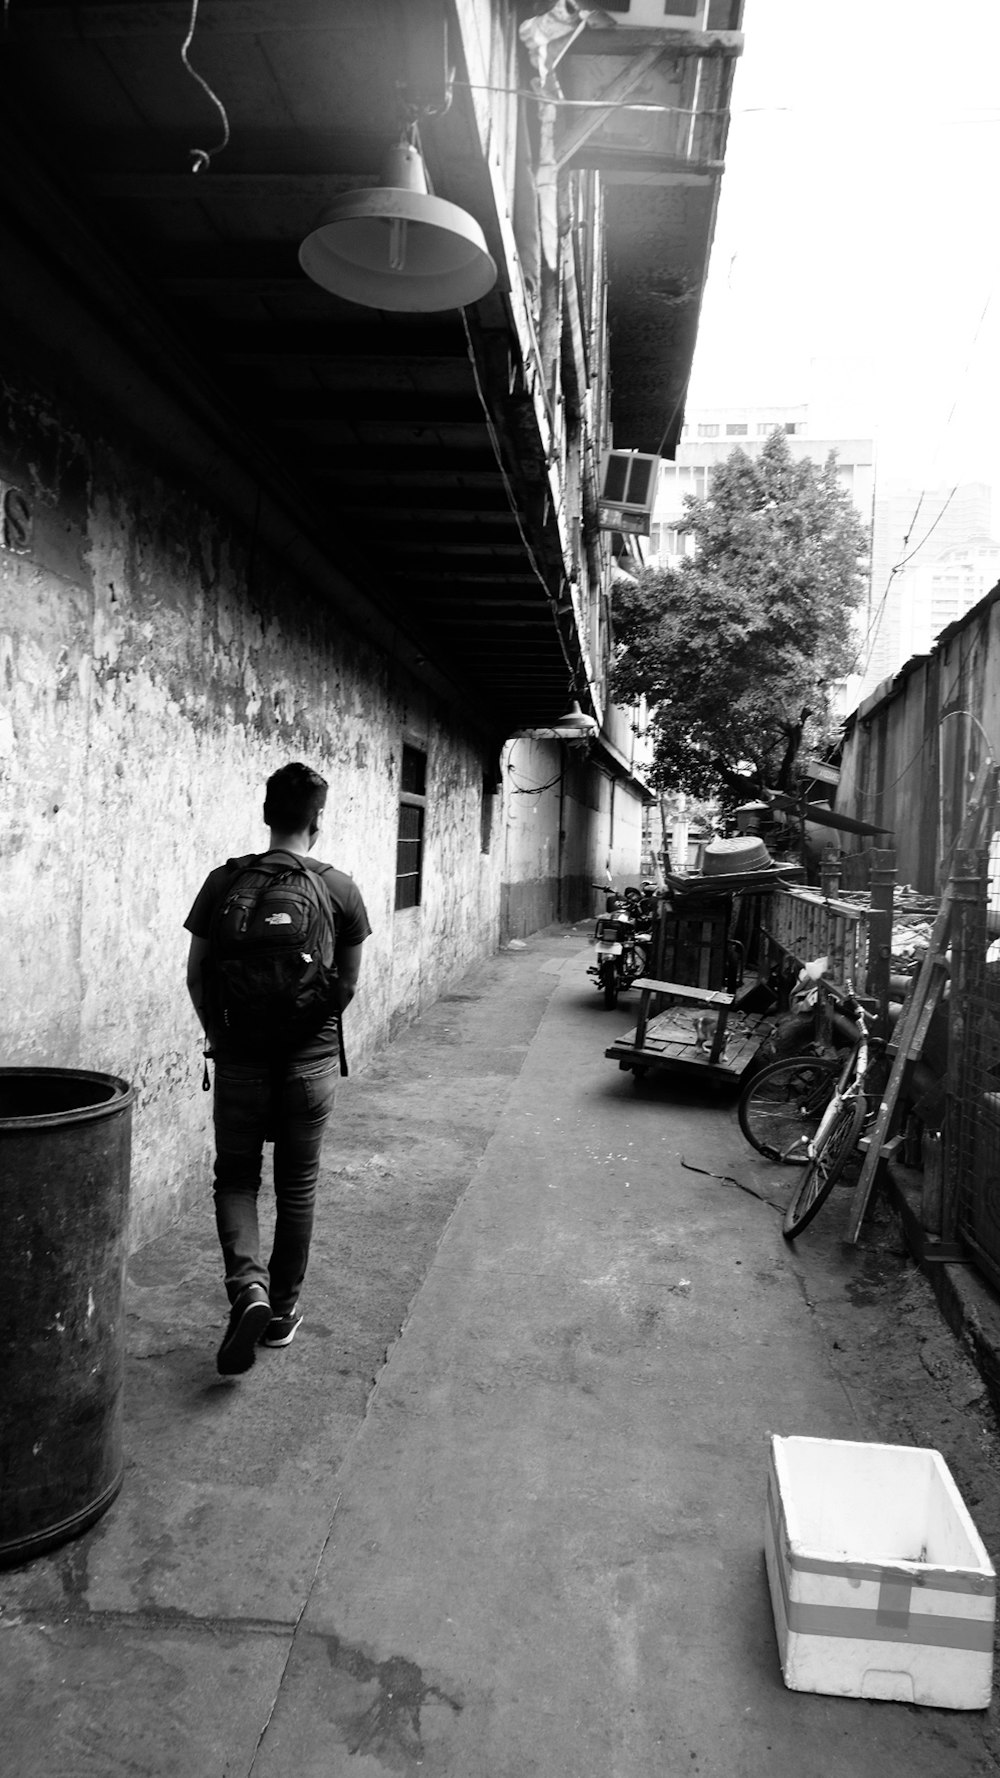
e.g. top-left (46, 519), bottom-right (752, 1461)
top-left (1, 375), bottom-right (502, 1246)
top-left (499, 737), bottom-right (645, 939)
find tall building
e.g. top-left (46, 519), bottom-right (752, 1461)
top-left (860, 484), bottom-right (995, 694)
top-left (647, 403), bottom-right (875, 568)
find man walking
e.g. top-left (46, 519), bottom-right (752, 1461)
top-left (185, 761), bottom-right (371, 1375)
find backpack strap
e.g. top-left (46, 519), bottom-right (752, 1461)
top-left (302, 861), bottom-right (348, 1077)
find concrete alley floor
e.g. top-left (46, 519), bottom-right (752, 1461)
top-left (2, 925), bottom-right (1000, 1777)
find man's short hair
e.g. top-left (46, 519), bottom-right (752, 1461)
top-left (264, 762), bottom-right (328, 833)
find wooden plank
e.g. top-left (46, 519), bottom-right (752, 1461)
top-left (844, 762), bottom-right (999, 1243)
top-left (943, 852), bottom-right (985, 1243)
top-left (605, 1010), bottom-right (765, 1074)
top-left (766, 792), bottom-right (893, 836)
top-left (553, 47), bottom-right (665, 173)
top-left (762, 886), bottom-right (870, 990)
top-left (631, 979), bottom-right (733, 1006)
top-left (708, 1001), bottom-right (733, 1065)
top-left (866, 849), bottom-right (895, 1023)
top-left (664, 864), bottom-right (804, 897)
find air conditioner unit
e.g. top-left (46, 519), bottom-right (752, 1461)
top-left (597, 450), bottom-right (659, 536)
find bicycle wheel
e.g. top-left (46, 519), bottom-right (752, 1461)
top-left (738, 1054), bottom-right (840, 1165)
top-left (782, 1092), bottom-right (867, 1240)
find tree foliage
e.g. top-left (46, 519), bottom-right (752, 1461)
top-left (611, 431), bottom-right (869, 800)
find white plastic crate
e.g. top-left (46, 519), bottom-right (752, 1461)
top-left (765, 1435), bottom-right (995, 1708)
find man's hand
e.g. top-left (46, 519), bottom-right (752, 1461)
top-left (186, 935), bottom-right (210, 1033)
top-left (334, 942), bottom-right (364, 1011)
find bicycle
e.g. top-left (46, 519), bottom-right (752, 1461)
top-left (778, 986), bottom-right (888, 1239)
top-left (737, 1050), bottom-right (842, 1165)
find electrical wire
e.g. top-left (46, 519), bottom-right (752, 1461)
top-left (455, 78), bottom-right (727, 117)
top-left (509, 768), bottom-right (565, 795)
top-left (892, 488), bottom-right (957, 574)
top-left (453, 80), bottom-right (785, 120)
top-left (852, 288), bottom-right (993, 683)
top-left (849, 729), bottom-right (933, 803)
top-left (504, 739), bottom-right (564, 796)
top-left (850, 486), bottom-right (959, 681)
top-left (940, 707), bottom-right (997, 766)
top-left (850, 687), bottom-right (996, 819)
top-left (181, 0), bottom-right (231, 173)
top-left (936, 711), bottom-right (999, 880)
top-left (459, 307), bottom-right (583, 702)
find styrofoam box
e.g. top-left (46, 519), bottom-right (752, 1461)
top-left (765, 1435), bottom-right (995, 1708)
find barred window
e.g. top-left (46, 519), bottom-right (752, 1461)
top-left (396, 744), bottom-right (427, 910)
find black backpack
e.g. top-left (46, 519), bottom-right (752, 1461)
top-left (203, 854), bottom-right (339, 1055)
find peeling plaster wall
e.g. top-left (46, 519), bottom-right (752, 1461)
top-left (1, 378), bottom-right (502, 1247)
top-left (499, 737), bottom-right (644, 939)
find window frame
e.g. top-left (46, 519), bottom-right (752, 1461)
top-left (395, 742), bottom-right (428, 912)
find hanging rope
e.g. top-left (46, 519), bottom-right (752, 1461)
top-left (181, 0), bottom-right (230, 173)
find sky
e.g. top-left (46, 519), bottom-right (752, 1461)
top-left (686, 0), bottom-right (1000, 521)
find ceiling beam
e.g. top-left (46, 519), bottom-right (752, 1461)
top-left (388, 570), bottom-right (540, 587)
top-left (264, 392), bottom-right (485, 424)
top-left (416, 597), bottom-right (547, 611)
top-left (571, 27), bottom-right (744, 57)
top-left (142, 243), bottom-right (304, 279)
top-left (554, 48), bottom-right (666, 173)
top-left (4, 3), bottom-right (369, 36)
top-left (420, 613), bottom-right (554, 629)
top-left (88, 173), bottom-right (376, 202)
top-left (203, 323), bottom-right (468, 361)
top-left (329, 491), bottom-right (516, 517)
top-left (569, 150), bottom-right (721, 177)
top-left (305, 450), bottom-right (501, 478)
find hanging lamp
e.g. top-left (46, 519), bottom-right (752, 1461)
top-left (553, 700), bottom-right (599, 737)
top-left (299, 140), bottom-right (497, 312)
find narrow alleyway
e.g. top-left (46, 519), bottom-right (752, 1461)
top-left (2, 927), bottom-right (999, 1777)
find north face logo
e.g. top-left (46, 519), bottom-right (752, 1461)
top-left (264, 912), bottom-right (293, 926)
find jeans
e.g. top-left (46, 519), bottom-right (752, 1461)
top-left (212, 1057), bottom-right (338, 1311)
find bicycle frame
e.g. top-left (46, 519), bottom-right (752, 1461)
top-left (805, 1012), bottom-right (869, 1161)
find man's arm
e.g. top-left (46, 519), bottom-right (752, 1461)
top-left (334, 942), bottom-right (364, 1011)
top-left (186, 935), bottom-right (209, 1033)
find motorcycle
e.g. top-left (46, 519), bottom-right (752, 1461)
top-left (587, 885), bottom-right (655, 1008)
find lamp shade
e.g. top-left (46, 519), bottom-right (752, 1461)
top-left (299, 142), bottom-right (497, 312)
top-left (553, 701), bottom-right (599, 737)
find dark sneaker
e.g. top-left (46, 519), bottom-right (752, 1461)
top-left (260, 1307), bottom-right (303, 1348)
top-left (217, 1284), bottom-right (272, 1375)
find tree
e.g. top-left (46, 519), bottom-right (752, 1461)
top-left (611, 431), bottom-right (869, 800)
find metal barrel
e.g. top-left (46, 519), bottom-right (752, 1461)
top-left (0, 1068), bottom-right (133, 1567)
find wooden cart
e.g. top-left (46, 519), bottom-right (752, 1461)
top-left (605, 865), bottom-right (803, 1084)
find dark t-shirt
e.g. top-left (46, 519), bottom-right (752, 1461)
top-left (185, 849), bottom-right (372, 1062)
